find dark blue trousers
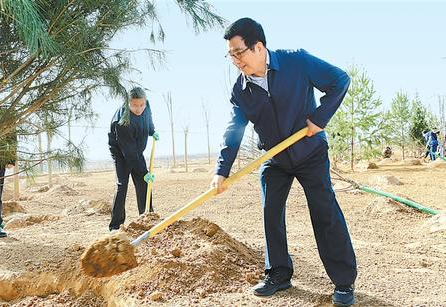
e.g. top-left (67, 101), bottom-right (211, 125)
top-left (429, 144), bottom-right (438, 161)
top-left (259, 143), bottom-right (357, 286)
top-left (109, 154), bottom-right (152, 231)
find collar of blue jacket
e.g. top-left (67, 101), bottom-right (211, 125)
top-left (242, 49), bottom-right (278, 90)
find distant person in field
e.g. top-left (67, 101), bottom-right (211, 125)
top-left (0, 128), bottom-right (17, 238)
top-left (210, 18), bottom-right (356, 307)
top-left (108, 87), bottom-right (159, 231)
top-left (422, 129), bottom-right (431, 161)
top-left (424, 129), bottom-right (439, 161)
top-left (382, 146), bottom-right (392, 158)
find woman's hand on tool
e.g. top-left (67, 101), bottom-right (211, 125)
top-left (152, 131), bottom-right (160, 141)
top-left (143, 172), bottom-right (155, 183)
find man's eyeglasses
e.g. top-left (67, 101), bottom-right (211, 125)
top-left (225, 47), bottom-right (250, 60)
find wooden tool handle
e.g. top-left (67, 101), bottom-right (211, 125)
top-left (131, 127), bottom-right (309, 246)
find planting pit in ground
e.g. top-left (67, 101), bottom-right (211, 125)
top-left (4, 214), bottom-right (60, 230)
top-left (1, 201), bottom-right (26, 216)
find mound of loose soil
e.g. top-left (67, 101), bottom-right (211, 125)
top-left (355, 161), bottom-right (370, 171)
top-left (14, 290), bottom-right (106, 307)
top-left (402, 158), bottom-right (422, 166)
top-left (377, 157), bottom-right (394, 165)
top-left (192, 167), bottom-right (208, 173)
top-left (126, 212), bottom-right (161, 234)
top-left (1, 201), bottom-right (26, 216)
top-left (69, 181), bottom-right (88, 188)
top-left (18, 195), bottom-right (33, 201)
top-left (88, 199), bottom-right (111, 215)
top-left (78, 216), bottom-right (262, 302)
top-left (423, 213), bottom-right (446, 233)
top-left (428, 160), bottom-right (446, 168)
top-left (5, 214), bottom-right (60, 230)
top-left (48, 184), bottom-right (80, 196)
top-left (120, 217), bottom-right (262, 302)
top-left (0, 184), bottom-right (14, 201)
top-left (63, 199), bottom-right (110, 216)
top-left (367, 162), bottom-right (379, 169)
top-left (365, 197), bottom-right (413, 216)
top-left (373, 175), bottom-right (403, 185)
top-left (28, 185), bottom-right (50, 193)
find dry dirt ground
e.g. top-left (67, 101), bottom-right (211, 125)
top-left (1, 157), bottom-right (446, 306)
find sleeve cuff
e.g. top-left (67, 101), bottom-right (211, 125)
top-left (215, 164), bottom-right (230, 178)
top-left (308, 114), bottom-right (328, 129)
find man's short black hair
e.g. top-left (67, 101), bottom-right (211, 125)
top-left (223, 17), bottom-right (266, 48)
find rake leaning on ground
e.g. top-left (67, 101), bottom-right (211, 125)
top-left (330, 169), bottom-right (439, 215)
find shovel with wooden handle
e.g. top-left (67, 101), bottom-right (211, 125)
top-left (145, 137), bottom-right (156, 213)
top-left (81, 127), bottom-right (309, 278)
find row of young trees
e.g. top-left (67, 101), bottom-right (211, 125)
top-left (163, 91), bottom-right (213, 171)
top-left (326, 65), bottom-right (444, 170)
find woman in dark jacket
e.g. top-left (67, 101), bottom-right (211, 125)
top-left (108, 87), bottom-right (159, 231)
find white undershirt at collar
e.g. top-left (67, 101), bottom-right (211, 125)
top-left (244, 51), bottom-right (270, 92)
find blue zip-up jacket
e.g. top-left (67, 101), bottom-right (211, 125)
top-left (428, 131), bottom-right (438, 147)
top-left (216, 49), bottom-right (350, 177)
top-left (108, 103), bottom-right (155, 175)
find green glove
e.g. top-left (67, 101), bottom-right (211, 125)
top-left (153, 131), bottom-right (160, 141)
top-left (143, 172), bottom-right (155, 183)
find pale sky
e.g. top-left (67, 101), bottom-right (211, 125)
top-left (62, 1), bottom-right (446, 162)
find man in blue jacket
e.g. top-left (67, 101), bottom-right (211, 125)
top-left (108, 87), bottom-right (159, 231)
top-left (211, 18), bottom-right (356, 306)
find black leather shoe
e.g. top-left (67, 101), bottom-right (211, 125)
top-left (253, 268), bottom-right (292, 296)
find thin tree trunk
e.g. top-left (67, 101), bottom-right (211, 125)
top-left (13, 162), bottom-right (19, 201)
top-left (38, 133), bottom-right (44, 173)
top-left (165, 93), bottom-right (176, 168)
top-left (350, 126), bottom-right (354, 171)
top-left (68, 111), bottom-right (72, 173)
top-left (402, 126), bottom-right (405, 160)
top-left (171, 122), bottom-right (176, 167)
top-left (184, 130), bottom-right (188, 172)
top-left (202, 102), bottom-right (211, 164)
top-left (206, 123), bottom-right (210, 164)
top-left (350, 95), bottom-right (355, 171)
top-left (47, 130), bottom-right (53, 187)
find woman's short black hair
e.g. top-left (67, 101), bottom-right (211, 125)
top-left (223, 17), bottom-right (266, 48)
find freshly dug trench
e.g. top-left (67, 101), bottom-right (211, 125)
top-left (80, 233), bottom-right (137, 278)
